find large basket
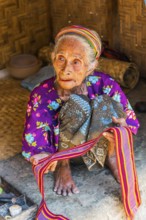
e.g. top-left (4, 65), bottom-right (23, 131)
top-left (97, 57), bottom-right (140, 92)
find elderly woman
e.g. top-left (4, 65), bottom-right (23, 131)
top-left (22, 25), bottom-right (139, 197)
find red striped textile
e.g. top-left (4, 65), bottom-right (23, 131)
top-left (33, 127), bottom-right (141, 220)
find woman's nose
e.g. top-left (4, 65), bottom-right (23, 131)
top-left (62, 62), bottom-right (73, 75)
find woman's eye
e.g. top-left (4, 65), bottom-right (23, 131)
top-left (73, 59), bottom-right (81, 65)
top-left (57, 55), bottom-right (65, 62)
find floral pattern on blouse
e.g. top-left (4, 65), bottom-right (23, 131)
top-left (22, 71), bottom-right (140, 160)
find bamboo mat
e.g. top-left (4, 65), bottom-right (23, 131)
top-left (0, 77), bottom-right (30, 160)
top-left (97, 58), bottom-right (140, 93)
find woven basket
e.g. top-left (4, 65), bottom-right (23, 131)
top-left (38, 43), bottom-right (55, 65)
top-left (7, 54), bottom-right (42, 79)
top-left (0, 78), bottom-right (30, 160)
top-left (97, 57), bottom-right (140, 92)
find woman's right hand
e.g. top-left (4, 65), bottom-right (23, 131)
top-left (103, 131), bottom-right (115, 156)
top-left (103, 116), bottom-right (128, 156)
top-left (30, 153), bottom-right (57, 172)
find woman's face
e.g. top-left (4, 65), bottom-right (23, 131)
top-left (53, 38), bottom-right (91, 90)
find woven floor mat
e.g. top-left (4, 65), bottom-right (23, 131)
top-left (0, 77), bottom-right (30, 160)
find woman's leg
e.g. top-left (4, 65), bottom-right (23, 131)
top-left (54, 159), bottom-right (80, 196)
top-left (106, 153), bottom-right (120, 183)
top-left (88, 95), bottom-right (125, 182)
top-left (54, 94), bottom-right (91, 196)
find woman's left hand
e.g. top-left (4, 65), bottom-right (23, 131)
top-left (112, 116), bottom-right (127, 127)
top-left (30, 153), bottom-right (57, 173)
top-left (103, 117), bottom-right (127, 156)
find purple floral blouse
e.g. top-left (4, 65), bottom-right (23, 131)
top-left (22, 71), bottom-right (140, 160)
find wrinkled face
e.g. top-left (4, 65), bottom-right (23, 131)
top-left (53, 38), bottom-right (91, 90)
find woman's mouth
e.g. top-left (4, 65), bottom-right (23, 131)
top-left (59, 78), bottom-right (74, 82)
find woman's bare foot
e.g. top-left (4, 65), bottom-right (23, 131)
top-left (54, 159), bottom-right (79, 196)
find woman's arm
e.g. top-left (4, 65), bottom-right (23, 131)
top-left (96, 72), bottom-right (140, 134)
top-left (22, 88), bottom-right (57, 161)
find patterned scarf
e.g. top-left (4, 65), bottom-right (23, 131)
top-left (55, 25), bottom-right (102, 59)
top-left (59, 94), bottom-right (126, 169)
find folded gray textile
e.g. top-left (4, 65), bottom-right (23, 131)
top-left (59, 94), bottom-right (91, 149)
top-left (59, 94), bottom-right (126, 170)
top-left (21, 65), bottom-right (55, 91)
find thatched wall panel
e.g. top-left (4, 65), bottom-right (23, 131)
top-left (50, 0), bottom-right (115, 45)
top-left (1, 0), bottom-right (146, 77)
top-left (118, 0), bottom-right (146, 76)
top-left (0, 0), bottom-right (50, 69)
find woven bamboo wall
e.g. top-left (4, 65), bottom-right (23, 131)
top-left (1, 0), bottom-right (146, 77)
top-left (118, 0), bottom-right (146, 77)
top-left (0, 0), bottom-right (51, 69)
top-left (50, 0), bottom-right (146, 77)
top-left (50, 0), bottom-right (116, 46)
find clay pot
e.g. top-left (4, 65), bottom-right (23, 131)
top-left (7, 54), bottom-right (42, 79)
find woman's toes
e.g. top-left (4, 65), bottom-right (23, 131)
top-left (72, 185), bottom-right (79, 194)
top-left (67, 188), bottom-right (73, 196)
top-left (53, 182), bottom-right (59, 192)
top-left (56, 187), bottom-right (62, 195)
top-left (62, 189), bottom-right (67, 196)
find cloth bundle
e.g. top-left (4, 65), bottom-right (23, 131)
top-left (21, 65), bottom-right (55, 91)
top-left (59, 94), bottom-right (126, 170)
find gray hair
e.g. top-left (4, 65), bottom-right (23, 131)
top-left (52, 34), bottom-right (98, 67)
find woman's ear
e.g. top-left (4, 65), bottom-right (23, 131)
top-left (93, 60), bottom-right (98, 71)
top-left (86, 60), bottom-right (98, 76)
top-left (51, 52), bottom-right (55, 63)
top-left (95, 60), bottom-right (98, 69)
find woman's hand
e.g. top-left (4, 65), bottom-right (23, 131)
top-left (103, 131), bottom-right (115, 156)
top-left (30, 153), bottom-right (57, 173)
top-left (103, 116), bottom-right (127, 156)
top-left (112, 116), bottom-right (127, 127)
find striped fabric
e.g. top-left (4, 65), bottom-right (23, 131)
top-left (55, 25), bottom-right (102, 59)
top-left (33, 127), bottom-right (141, 220)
